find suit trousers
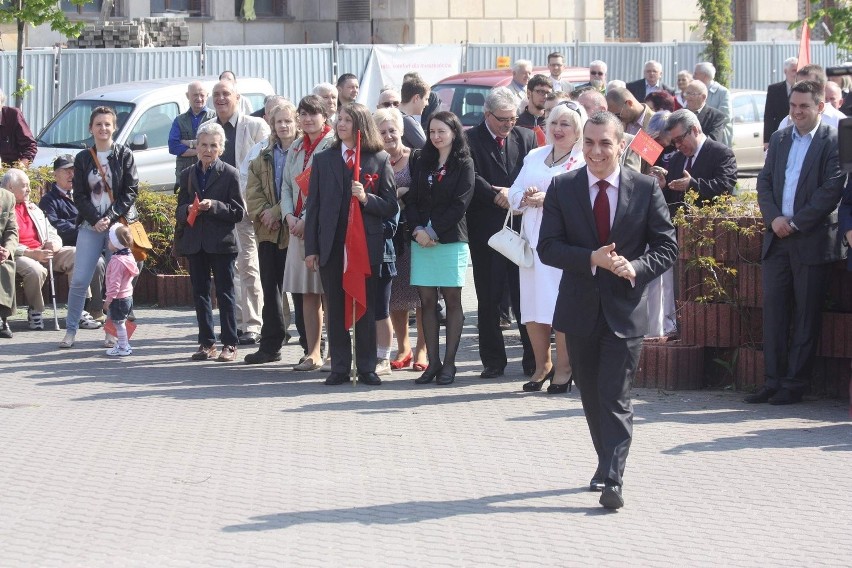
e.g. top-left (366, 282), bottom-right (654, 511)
top-left (566, 312), bottom-right (642, 488)
top-left (469, 237), bottom-right (533, 371)
top-left (233, 216), bottom-right (263, 334)
top-left (257, 241), bottom-right (291, 354)
top-left (761, 237), bottom-right (830, 393)
top-left (187, 251), bottom-right (238, 347)
top-left (320, 244), bottom-right (377, 374)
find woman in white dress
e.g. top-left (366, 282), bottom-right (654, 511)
top-left (508, 101), bottom-right (586, 393)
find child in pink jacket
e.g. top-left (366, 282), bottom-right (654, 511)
top-left (104, 224), bottom-right (139, 356)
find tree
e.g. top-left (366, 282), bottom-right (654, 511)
top-left (0, 1), bottom-right (93, 109)
top-left (794, 1), bottom-right (852, 60)
top-left (694, 0), bottom-right (733, 86)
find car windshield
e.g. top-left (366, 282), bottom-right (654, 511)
top-left (36, 100), bottom-right (135, 148)
top-left (431, 85), bottom-right (491, 128)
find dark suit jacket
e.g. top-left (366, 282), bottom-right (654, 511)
top-left (840, 176), bottom-right (852, 270)
top-left (39, 185), bottom-right (79, 246)
top-left (404, 151), bottom-right (475, 243)
top-left (664, 138), bottom-right (737, 210)
top-left (303, 147), bottom-right (398, 267)
top-left (465, 122), bottom-right (537, 241)
top-left (626, 79), bottom-right (674, 102)
top-left (763, 80), bottom-right (790, 143)
top-left (537, 167), bottom-right (678, 338)
top-left (695, 105), bottom-right (727, 143)
top-left (757, 123), bottom-right (846, 265)
top-left (175, 159), bottom-right (245, 256)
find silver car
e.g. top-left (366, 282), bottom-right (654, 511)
top-left (731, 89), bottom-right (767, 172)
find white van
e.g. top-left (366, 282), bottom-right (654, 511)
top-left (32, 76), bottom-right (275, 191)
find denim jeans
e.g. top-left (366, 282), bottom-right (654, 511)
top-left (66, 226), bottom-right (111, 333)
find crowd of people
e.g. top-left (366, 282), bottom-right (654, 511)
top-left (0, 56), bottom-right (850, 510)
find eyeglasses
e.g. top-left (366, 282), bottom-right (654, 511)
top-left (590, 71), bottom-right (605, 76)
top-left (683, 91), bottom-right (702, 98)
top-left (489, 112), bottom-right (518, 124)
top-left (379, 101), bottom-right (400, 108)
top-left (671, 129), bottom-right (693, 146)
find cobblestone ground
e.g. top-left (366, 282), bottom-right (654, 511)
top-left (1, 275), bottom-right (850, 566)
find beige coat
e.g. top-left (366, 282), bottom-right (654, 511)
top-left (245, 143), bottom-right (288, 249)
top-left (0, 188), bottom-right (19, 311)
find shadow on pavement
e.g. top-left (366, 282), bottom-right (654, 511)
top-left (663, 423), bottom-right (852, 454)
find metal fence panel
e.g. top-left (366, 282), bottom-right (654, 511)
top-left (205, 44), bottom-right (333, 102)
top-left (467, 43), bottom-right (578, 71)
top-left (58, 47), bottom-right (199, 108)
top-left (0, 50), bottom-right (57, 135)
top-left (337, 44), bottom-right (374, 82)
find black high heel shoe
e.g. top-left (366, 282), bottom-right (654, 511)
top-left (414, 364), bottom-right (442, 384)
top-left (436, 364), bottom-right (456, 385)
top-left (546, 375), bottom-right (574, 394)
top-left (522, 368), bottom-right (555, 392)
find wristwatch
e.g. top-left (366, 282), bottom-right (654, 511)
top-left (788, 219), bottom-right (799, 232)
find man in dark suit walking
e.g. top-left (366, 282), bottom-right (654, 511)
top-left (538, 112), bottom-right (678, 509)
top-left (651, 108), bottom-right (737, 211)
top-left (748, 80), bottom-right (846, 405)
top-left (626, 60), bottom-right (674, 102)
top-left (763, 57), bottom-right (799, 148)
top-left (466, 87), bottom-right (537, 378)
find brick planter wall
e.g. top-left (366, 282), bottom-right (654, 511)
top-left (635, 341), bottom-right (705, 389)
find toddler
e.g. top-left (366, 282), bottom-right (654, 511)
top-left (104, 224), bottom-right (139, 356)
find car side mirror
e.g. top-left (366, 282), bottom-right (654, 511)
top-left (129, 133), bottom-right (148, 150)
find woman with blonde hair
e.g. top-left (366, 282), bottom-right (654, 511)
top-left (508, 101), bottom-right (586, 393)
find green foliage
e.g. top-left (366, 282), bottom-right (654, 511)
top-left (793, 0), bottom-right (852, 60)
top-left (694, 0), bottom-right (733, 86)
top-left (134, 189), bottom-right (186, 275)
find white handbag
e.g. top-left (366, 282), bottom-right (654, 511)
top-left (487, 207), bottom-right (533, 268)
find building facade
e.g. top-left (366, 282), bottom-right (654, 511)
top-left (20, 1), bottom-right (826, 47)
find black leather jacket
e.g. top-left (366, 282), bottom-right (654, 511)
top-left (73, 143), bottom-right (140, 226)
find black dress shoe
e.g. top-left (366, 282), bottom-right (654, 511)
top-left (589, 478), bottom-right (606, 492)
top-left (546, 376), bottom-right (573, 394)
top-left (358, 372), bottom-right (382, 386)
top-left (480, 366), bottom-right (504, 379)
top-left (768, 388), bottom-right (803, 405)
top-left (599, 485), bottom-right (624, 509)
top-left (743, 386), bottom-right (777, 404)
top-left (244, 350), bottom-right (281, 364)
top-left (324, 372), bottom-right (350, 385)
top-left (436, 365), bottom-right (456, 385)
top-left (238, 331), bottom-right (260, 345)
top-left (414, 365), bottom-right (442, 384)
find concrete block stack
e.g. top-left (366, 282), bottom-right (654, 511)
top-left (68, 17), bottom-right (190, 49)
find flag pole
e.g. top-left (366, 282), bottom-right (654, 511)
top-left (350, 129), bottom-right (362, 386)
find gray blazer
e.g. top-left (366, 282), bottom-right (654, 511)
top-left (757, 123), bottom-right (846, 264)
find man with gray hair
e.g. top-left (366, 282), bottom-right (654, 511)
top-left (312, 82), bottom-right (338, 119)
top-left (693, 61), bottom-right (732, 143)
top-left (681, 80), bottom-right (728, 144)
top-left (0, 88), bottom-right (36, 166)
top-left (764, 57), bottom-right (799, 146)
top-left (508, 59), bottom-right (533, 103)
top-left (169, 81), bottom-right (216, 191)
top-left (576, 60), bottom-right (608, 93)
top-left (466, 86), bottom-right (537, 378)
top-left (626, 60), bottom-right (674, 102)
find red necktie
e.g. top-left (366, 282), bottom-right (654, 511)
top-left (685, 155), bottom-right (693, 172)
top-left (495, 136), bottom-right (505, 149)
top-left (593, 179), bottom-right (611, 245)
top-left (345, 148), bottom-right (355, 170)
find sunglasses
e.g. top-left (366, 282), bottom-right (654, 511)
top-left (590, 71), bottom-right (605, 76)
top-left (379, 101), bottom-right (400, 108)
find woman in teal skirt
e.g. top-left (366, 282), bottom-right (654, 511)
top-left (405, 111), bottom-right (474, 385)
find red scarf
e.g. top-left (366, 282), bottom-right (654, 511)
top-left (302, 125), bottom-right (332, 170)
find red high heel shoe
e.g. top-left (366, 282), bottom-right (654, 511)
top-left (412, 362), bottom-right (428, 371)
top-left (390, 352), bottom-right (413, 370)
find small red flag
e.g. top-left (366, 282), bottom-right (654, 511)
top-left (797, 20), bottom-right (811, 70)
top-left (187, 194), bottom-right (200, 227)
top-left (342, 130), bottom-right (371, 329)
top-left (533, 125), bottom-right (546, 147)
top-left (105, 318), bottom-right (137, 339)
top-left (628, 129), bottom-right (664, 166)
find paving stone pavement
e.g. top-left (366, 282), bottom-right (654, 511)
top-left (1, 281), bottom-right (851, 567)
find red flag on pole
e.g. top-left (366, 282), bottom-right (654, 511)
top-left (628, 129), bottom-right (664, 166)
top-left (342, 130), bottom-right (371, 329)
top-left (797, 20), bottom-right (811, 70)
top-left (186, 194), bottom-right (200, 227)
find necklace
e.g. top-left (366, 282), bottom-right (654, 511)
top-left (549, 147), bottom-right (572, 166)
top-left (390, 149), bottom-right (407, 167)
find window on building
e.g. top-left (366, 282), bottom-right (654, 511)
top-left (61, 0), bottom-right (112, 14)
top-left (798, 0), bottom-right (835, 40)
top-left (604, 0), bottom-right (652, 42)
top-left (235, 0), bottom-right (288, 18)
top-left (151, 0), bottom-right (210, 16)
top-left (731, 0), bottom-right (751, 41)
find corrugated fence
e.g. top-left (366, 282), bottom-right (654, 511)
top-left (2, 41), bottom-right (842, 135)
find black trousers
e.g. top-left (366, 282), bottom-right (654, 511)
top-left (257, 241), bottom-right (290, 354)
top-left (566, 312), bottom-right (642, 488)
top-left (187, 251), bottom-right (238, 347)
top-left (469, 237), bottom-right (533, 371)
top-left (761, 238), bottom-right (830, 393)
top-left (319, 245), bottom-right (378, 374)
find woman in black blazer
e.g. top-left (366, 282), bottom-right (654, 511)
top-left (404, 111), bottom-right (475, 385)
top-left (303, 103), bottom-right (399, 386)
